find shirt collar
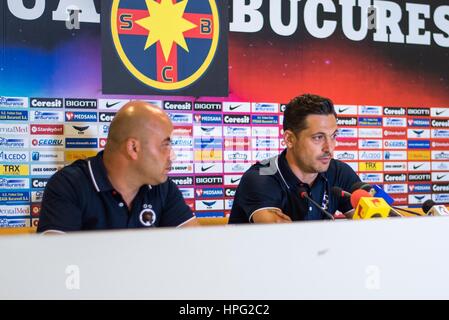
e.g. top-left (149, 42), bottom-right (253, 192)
top-left (278, 149), bottom-right (328, 189)
top-left (87, 151), bottom-right (114, 192)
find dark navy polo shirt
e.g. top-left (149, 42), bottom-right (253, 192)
top-left (229, 149), bottom-right (361, 223)
top-left (37, 151), bottom-right (194, 232)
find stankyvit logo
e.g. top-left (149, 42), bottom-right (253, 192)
top-left (110, 0), bottom-right (221, 91)
top-left (30, 98), bottom-right (63, 108)
top-left (194, 102), bottom-right (222, 111)
top-left (64, 98), bottom-right (97, 109)
top-left (0, 96), bottom-right (27, 108)
top-left (30, 124), bottom-right (64, 135)
top-left (163, 101), bottom-right (192, 111)
top-left (65, 112), bottom-right (98, 122)
top-left (0, 110), bottom-right (28, 121)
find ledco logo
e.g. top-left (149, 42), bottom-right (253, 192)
top-left (108, 0), bottom-right (224, 93)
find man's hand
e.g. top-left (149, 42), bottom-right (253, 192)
top-left (252, 209), bottom-right (292, 223)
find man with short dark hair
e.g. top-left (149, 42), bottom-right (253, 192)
top-left (229, 94), bottom-right (361, 224)
top-left (37, 101), bottom-right (200, 233)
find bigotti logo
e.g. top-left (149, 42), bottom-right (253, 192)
top-left (65, 112), bottom-right (97, 122)
top-left (64, 98), bottom-right (97, 109)
top-left (170, 176), bottom-right (194, 186)
top-left (163, 101), bottom-right (192, 111)
top-left (384, 174), bottom-right (407, 182)
top-left (30, 124), bottom-right (64, 135)
top-left (99, 112), bottom-right (116, 122)
top-left (0, 151), bottom-right (29, 162)
top-left (32, 178), bottom-right (49, 189)
top-left (30, 98), bottom-right (63, 108)
top-left (195, 176), bottom-right (223, 185)
top-left (407, 108), bottom-right (430, 116)
top-left (408, 173), bottom-right (431, 182)
top-left (194, 102), bottom-right (222, 111)
top-left (336, 117), bottom-right (357, 126)
top-left (383, 107), bottom-right (406, 116)
top-left (223, 115), bottom-right (250, 124)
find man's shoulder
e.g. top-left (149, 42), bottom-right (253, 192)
top-left (49, 159), bottom-right (90, 185)
top-left (241, 158), bottom-right (281, 184)
top-left (329, 158), bottom-right (356, 172)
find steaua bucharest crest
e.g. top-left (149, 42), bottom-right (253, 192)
top-left (110, 0), bottom-right (220, 91)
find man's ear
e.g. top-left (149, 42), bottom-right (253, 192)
top-left (126, 138), bottom-right (140, 160)
top-left (283, 130), bottom-right (296, 149)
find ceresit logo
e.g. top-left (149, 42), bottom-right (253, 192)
top-left (31, 178), bottom-right (49, 189)
top-left (65, 111), bottom-right (98, 122)
top-left (111, 0), bottom-right (220, 90)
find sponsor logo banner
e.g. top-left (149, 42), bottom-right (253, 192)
top-left (174, 150), bottom-right (193, 162)
top-left (224, 187), bottom-right (237, 197)
top-left (431, 108), bottom-right (449, 117)
top-left (408, 184), bottom-right (431, 193)
top-left (390, 195), bottom-right (408, 205)
top-left (0, 192), bottom-right (30, 204)
top-left (432, 162), bottom-right (449, 171)
top-left (358, 106), bottom-right (382, 115)
top-left (432, 172), bottom-right (449, 182)
top-left (408, 150), bottom-right (431, 161)
top-left (383, 117), bottom-right (407, 127)
top-left (31, 137), bottom-right (64, 149)
top-left (170, 176), bottom-right (194, 186)
top-left (431, 151), bottom-right (449, 160)
top-left (383, 184), bottom-right (407, 194)
top-left (408, 162), bottom-right (431, 171)
top-left (251, 115), bottom-right (279, 125)
top-left (0, 205), bottom-right (30, 216)
top-left (251, 126), bottom-right (279, 137)
top-left (383, 162), bottom-right (407, 171)
top-left (408, 173), bottom-right (431, 182)
top-left (432, 194), bottom-right (449, 203)
top-left (194, 162), bottom-right (223, 174)
top-left (407, 108), bottom-right (430, 117)
top-left (31, 178), bottom-right (49, 189)
top-left (0, 124), bottom-right (29, 135)
top-left (194, 102), bottom-right (222, 111)
top-left (359, 173), bottom-right (383, 183)
top-left (384, 151), bottom-right (407, 161)
top-left (432, 183), bottom-right (449, 193)
top-left (195, 175), bottom-right (223, 185)
top-left (251, 102), bottom-right (279, 113)
top-left (172, 136), bottom-right (194, 148)
top-left (224, 137), bottom-right (250, 149)
top-left (195, 187), bottom-right (224, 199)
top-left (408, 118), bottom-right (430, 127)
top-left (31, 190), bottom-right (44, 203)
top-left (195, 200), bottom-right (224, 211)
top-left (64, 98), bottom-right (97, 109)
top-left (0, 177), bottom-right (30, 189)
top-left (98, 112), bottom-right (116, 123)
top-left (408, 194), bottom-right (431, 205)
top-left (194, 114), bottom-right (222, 124)
top-left (30, 98), bottom-right (63, 108)
top-left (163, 101), bottom-right (192, 111)
top-left (0, 137), bottom-right (29, 149)
top-left (252, 138), bottom-right (279, 149)
top-left (359, 162), bottom-right (383, 172)
top-left (223, 162), bottom-right (251, 173)
top-left (223, 115), bottom-right (250, 125)
top-left (0, 110), bottom-right (28, 121)
top-left (30, 110), bottom-right (64, 122)
top-left (65, 150), bottom-right (97, 162)
top-left (0, 96), bottom-right (28, 109)
top-left (337, 117), bottom-right (357, 126)
top-left (335, 105), bottom-right (357, 115)
top-left (222, 102), bottom-right (251, 113)
top-left (358, 117), bottom-right (382, 126)
top-left (224, 151), bottom-right (251, 162)
top-left (194, 150), bottom-right (222, 161)
top-left (407, 140), bottom-right (430, 149)
top-left (0, 151), bottom-right (29, 162)
top-left (338, 128), bottom-right (358, 138)
top-left (170, 163), bottom-right (194, 174)
top-left (224, 175), bottom-right (242, 185)
top-left (194, 137), bottom-right (223, 149)
top-left (65, 124), bottom-right (98, 137)
top-left (359, 151), bottom-right (381, 161)
top-left (253, 150), bottom-right (278, 161)
top-left (31, 151), bottom-right (64, 163)
top-left (0, 165), bottom-right (29, 176)
top-left (30, 124), bottom-right (64, 135)
top-left (384, 140), bottom-right (407, 149)
top-left (99, 138), bottom-right (107, 149)
top-left (224, 198), bottom-right (234, 210)
top-left (173, 126), bottom-right (193, 137)
top-left (359, 139), bottom-right (382, 149)
top-left (431, 129), bottom-right (449, 138)
top-left (30, 164), bottom-right (63, 176)
top-left (431, 119), bottom-right (449, 128)
top-left (336, 138), bottom-right (358, 150)
top-left (168, 112), bottom-right (193, 124)
top-left (384, 173), bottom-right (407, 183)
top-left (383, 129), bottom-right (406, 138)
top-left (179, 188), bottom-right (194, 199)
top-left (98, 99), bottom-right (129, 110)
top-left (358, 128), bottom-right (382, 138)
top-left (334, 151), bottom-right (358, 161)
top-left (431, 141), bottom-right (449, 149)
top-left (383, 107), bottom-right (406, 116)
top-left (65, 111), bottom-right (98, 122)
top-left (193, 126), bottom-right (222, 137)
top-left (407, 129), bottom-right (430, 139)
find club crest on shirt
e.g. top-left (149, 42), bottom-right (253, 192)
top-left (139, 208), bottom-right (156, 227)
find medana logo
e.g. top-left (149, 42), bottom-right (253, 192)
top-left (111, 0), bottom-right (220, 90)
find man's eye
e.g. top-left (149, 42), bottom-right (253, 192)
top-left (313, 136), bottom-right (324, 141)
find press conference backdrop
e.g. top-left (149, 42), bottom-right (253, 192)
top-left (1, 1), bottom-right (449, 229)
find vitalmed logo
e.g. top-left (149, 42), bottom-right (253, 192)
top-left (408, 118), bottom-right (430, 127)
top-left (358, 117), bottom-right (382, 126)
top-left (431, 108), bottom-right (449, 117)
top-left (224, 151), bottom-right (251, 161)
top-left (173, 126), bottom-right (193, 136)
top-left (338, 128), bottom-right (358, 138)
top-left (223, 126), bottom-right (250, 137)
top-left (30, 98), bottom-right (63, 108)
top-left (30, 110), bottom-right (63, 122)
top-left (65, 111), bottom-right (97, 122)
top-left (223, 102), bottom-right (251, 113)
top-left (383, 184), bottom-right (407, 194)
top-left (223, 115), bottom-right (250, 125)
top-left (334, 151), bottom-right (358, 161)
top-left (163, 101), bottom-right (192, 111)
top-left (335, 105), bottom-right (357, 115)
top-left (194, 102), bottom-right (222, 111)
top-left (0, 205), bottom-right (30, 216)
top-left (384, 140), bottom-right (407, 149)
top-left (358, 128), bottom-right (382, 138)
top-left (31, 137), bottom-right (64, 149)
top-left (194, 114), bottom-right (222, 124)
top-left (408, 184), bottom-right (431, 193)
top-left (0, 151), bottom-right (29, 162)
top-left (195, 188), bottom-right (224, 199)
top-left (407, 129), bottom-right (430, 139)
top-left (193, 126), bottom-right (222, 137)
top-left (359, 173), bottom-right (383, 183)
top-left (224, 162), bottom-right (251, 173)
top-left (383, 129), bottom-right (406, 138)
top-left (432, 151), bottom-right (449, 160)
top-left (359, 140), bottom-right (382, 149)
top-left (383, 107), bottom-right (406, 116)
top-left (65, 98), bottom-right (97, 109)
top-left (384, 151), bottom-right (407, 160)
top-left (0, 124), bottom-right (28, 135)
top-left (30, 124), bottom-right (64, 135)
top-left (251, 103), bottom-right (278, 113)
top-left (431, 129), bottom-right (449, 138)
top-left (0, 178), bottom-right (29, 189)
top-left (0, 96), bottom-right (27, 108)
top-left (98, 99), bottom-right (129, 110)
top-left (359, 151), bottom-right (381, 161)
top-left (337, 117), bottom-right (357, 126)
top-left (31, 151), bottom-right (64, 162)
top-left (0, 110), bottom-right (28, 121)
top-left (65, 138), bottom-right (98, 149)
top-left (170, 163), bottom-right (194, 174)
top-left (383, 117), bottom-right (407, 127)
top-left (65, 125), bottom-right (98, 137)
top-left (358, 106), bottom-right (382, 115)
top-left (168, 113), bottom-right (193, 124)
top-left (0, 137), bottom-right (29, 148)
top-left (251, 115), bottom-right (279, 125)
top-left (194, 163), bottom-right (223, 174)
top-left (407, 108), bottom-right (430, 116)
top-left (251, 126), bottom-right (278, 137)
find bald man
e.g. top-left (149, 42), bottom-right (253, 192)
top-left (37, 101), bottom-right (199, 233)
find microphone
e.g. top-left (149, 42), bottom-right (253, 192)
top-left (422, 200), bottom-right (449, 216)
top-left (298, 189), bottom-right (335, 220)
top-left (350, 189), bottom-right (390, 219)
top-left (350, 182), bottom-right (394, 205)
